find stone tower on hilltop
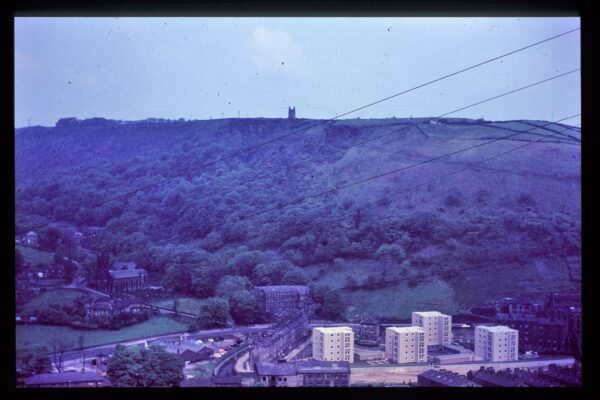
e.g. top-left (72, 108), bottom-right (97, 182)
top-left (288, 107), bottom-right (296, 119)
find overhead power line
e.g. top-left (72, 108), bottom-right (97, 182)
top-left (83, 27), bottom-right (580, 210)
top-left (138, 69), bottom-right (581, 214)
top-left (166, 69), bottom-right (580, 223)
top-left (155, 114), bottom-right (580, 253)
top-left (238, 113), bottom-right (580, 222)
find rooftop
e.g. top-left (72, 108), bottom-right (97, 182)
top-left (24, 372), bottom-right (108, 386)
top-left (109, 268), bottom-right (147, 279)
top-left (313, 326), bottom-right (353, 334)
top-left (476, 325), bottom-right (518, 334)
top-left (412, 311), bottom-right (449, 317)
top-left (386, 326), bottom-right (425, 334)
top-left (255, 362), bottom-right (297, 376)
top-left (419, 369), bottom-right (479, 387)
top-left (296, 360), bottom-right (351, 373)
top-left (255, 285), bottom-right (310, 294)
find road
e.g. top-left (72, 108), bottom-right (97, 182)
top-left (60, 324), bottom-right (271, 362)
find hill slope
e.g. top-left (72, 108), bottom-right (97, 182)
top-left (14, 117), bottom-right (581, 318)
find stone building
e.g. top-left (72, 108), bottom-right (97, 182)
top-left (255, 361), bottom-right (302, 387)
top-left (296, 360), bottom-right (351, 387)
top-left (84, 299), bottom-right (145, 321)
top-left (25, 231), bottom-right (38, 246)
top-left (107, 268), bottom-right (148, 293)
top-left (357, 317), bottom-right (380, 347)
top-left (23, 372), bottom-right (111, 388)
top-left (468, 366), bottom-right (564, 387)
top-left (254, 360), bottom-right (351, 387)
top-left (254, 285), bottom-right (315, 319)
top-left (249, 313), bottom-right (310, 365)
top-left (418, 369), bottom-right (480, 387)
top-left (288, 107), bottom-right (296, 119)
top-left (495, 313), bottom-right (569, 354)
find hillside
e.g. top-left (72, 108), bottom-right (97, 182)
top-left (14, 117), bottom-right (581, 319)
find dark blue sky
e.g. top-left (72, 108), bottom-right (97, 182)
top-left (15, 17), bottom-right (580, 127)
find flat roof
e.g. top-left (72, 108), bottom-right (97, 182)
top-left (313, 326), bottom-right (353, 334)
top-left (412, 311), bottom-right (450, 317)
top-left (476, 325), bottom-right (518, 333)
top-left (386, 326), bottom-right (425, 334)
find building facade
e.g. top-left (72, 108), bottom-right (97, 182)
top-left (495, 313), bottom-right (569, 354)
top-left (411, 311), bottom-right (452, 346)
top-left (474, 325), bottom-right (519, 362)
top-left (84, 299), bottom-right (145, 321)
top-left (255, 362), bottom-right (302, 387)
top-left (418, 369), bottom-right (480, 387)
top-left (23, 372), bottom-right (111, 388)
top-left (107, 268), bottom-right (148, 293)
top-left (25, 231), bottom-right (38, 246)
top-left (254, 285), bottom-right (315, 319)
top-left (385, 326), bottom-right (427, 364)
top-left (249, 313), bottom-right (310, 365)
top-left (357, 318), bottom-right (380, 346)
top-left (296, 360), bottom-right (351, 387)
top-left (312, 327), bottom-right (354, 363)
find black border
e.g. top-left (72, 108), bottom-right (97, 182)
top-left (5, 0), bottom-right (595, 399)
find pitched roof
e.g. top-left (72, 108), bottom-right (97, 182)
top-left (255, 285), bottom-right (310, 294)
top-left (419, 369), bottom-right (478, 387)
top-left (109, 269), bottom-right (147, 279)
top-left (25, 372), bottom-right (106, 386)
top-left (212, 375), bottom-right (243, 385)
top-left (255, 362), bottom-right (297, 376)
top-left (296, 360), bottom-right (350, 373)
top-left (113, 261), bottom-right (138, 270)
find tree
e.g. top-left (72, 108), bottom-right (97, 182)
top-left (50, 337), bottom-right (70, 373)
top-left (162, 265), bottom-right (192, 293)
top-left (191, 297), bottom-right (230, 330)
top-left (375, 243), bottom-right (406, 284)
top-left (15, 248), bottom-right (24, 273)
top-left (214, 275), bottom-right (252, 300)
top-left (252, 260), bottom-right (293, 285)
top-left (229, 290), bottom-right (262, 325)
top-left (107, 345), bottom-right (184, 387)
top-left (78, 334), bottom-right (86, 371)
top-left (16, 347), bottom-right (52, 382)
top-left (312, 284), bottom-right (346, 321)
top-left (281, 266), bottom-right (309, 285)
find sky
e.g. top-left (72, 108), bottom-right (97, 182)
top-left (14, 17), bottom-right (580, 128)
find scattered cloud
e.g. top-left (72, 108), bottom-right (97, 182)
top-left (249, 27), bottom-right (307, 73)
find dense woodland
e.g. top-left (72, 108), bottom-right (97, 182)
top-left (15, 117), bottom-right (581, 322)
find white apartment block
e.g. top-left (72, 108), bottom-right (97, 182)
top-left (385, 327), bottom-right (427, 364)
top-left (411, 311), bottom-right (452, 346)
top-left (474, 325), bottom-right (519, 362)
top-left (312, 327), bottom-right (354, 363)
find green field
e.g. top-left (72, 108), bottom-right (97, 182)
top-left (16, 316), bottom-right (189, 352)
top-left (19, 288), bottom-right (93, 313)
top-left (305, 260), bottom-right (378, 290)
top-left (342, 278), bottom-right (459, 320)
top-left (149, 297), bottom-right (205, 316)
top-left (16, 244), bottom-right (54, 268)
